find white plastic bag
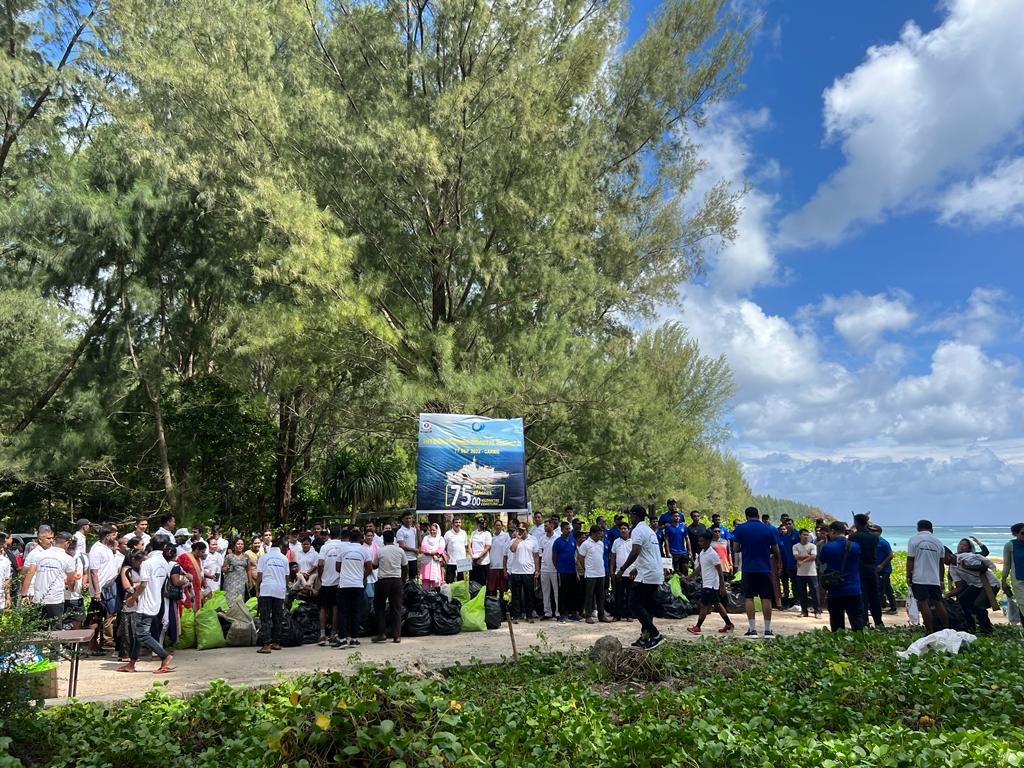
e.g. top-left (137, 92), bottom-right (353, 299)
top-left (906, 595), bottom-right (920, 625)
top-left (896, 629), bottom-right (977, 659)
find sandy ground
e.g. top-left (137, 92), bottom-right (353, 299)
top-left (45, 607), bottom-right (1010, 705)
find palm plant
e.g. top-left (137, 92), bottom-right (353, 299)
top-left (323, 449), bottom-right (405, 521)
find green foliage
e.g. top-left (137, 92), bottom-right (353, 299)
top-left (751, 494), bottom-right (832, 523)
top-left (7, 628), bottom-right (1024, 767)
top-left (0, 604), bottom-right (47, 725)
top-left (323, 447), bottom-right (413, 518)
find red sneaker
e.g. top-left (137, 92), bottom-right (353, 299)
top-left (686, 625), bottom-right (702, 634)
top-left (719, 624), bottom-right (735, 633)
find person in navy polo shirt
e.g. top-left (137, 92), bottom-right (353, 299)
top-left (661, 511), bottom-right (689, 575)
top-left (819, 521), bottom-right (864, 632)
top-left (552, 521), bottom-right (580, 622)
top-left (731, 506), bottom-right (781, 638)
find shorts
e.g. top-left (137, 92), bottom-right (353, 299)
top-left (742, 571), bottom-right (774, 600)
top-left (700, 587), bottom-right (722, 607)
top-left (487, 569), bottom-right (508, 592)
top-left (911, 583), bottom-right (942, 602)
top-left (318, 584), bottom-right (338, 609)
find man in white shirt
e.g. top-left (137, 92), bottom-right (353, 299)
top-left (906, 519), bottom-right (949, 634)
top-left (73, 518), bottom-right (91, 558)
top-left (792, 529), bottom-right (821, 618)
top-left (204, 537), bottom-right (225, 593)
top-left (443, 517), bottom-right (469, 584)
top-left (87, 525), bottom-right (120, 651)
top-left (255, 537), bottom-right (290, 653)
top-left (117, 542), bottom-right (177, 674)
top-left (288, 530), bottom-right (303, 562)
top-left (538, 520), bottom-right (560, 620)
top-left (609, 522), bottom-right (635, 620)
top-left (153, 513), bottom-right (176, 543)
top-left (686, 532), bottom-right (735, 634)
top-left (20, 526), bottom-right (76, 629)
top-left (296, 537), bottom-right (319, 584)
top-left (371, 530), bottom-right (407, 643)
top-left (209, 525), bottom-right (229, 555)
top-left (469, 518), bottom-right (492, 586)
top-left (529, 511), bottom-right (546, 547)
top-left (395, 512), bottom-right (420, 582)
top-left (577, 525), bottom-right (613, 624)
top-left (616, 505), bottom-right (665, 649)
top-left (64, 539), bottom-right (87, 627)
top-left (362, 528), bottom-right (380, 601)
top-left (506, 525), bottom-right (540, 622)
top-left (335, 529), bottom-right (372, 648)
top-left (317, 525), bottom-right (345, 645)
top-left (120, 517), bottom-right (151, 548)
top-left (487, 519), bottom-right (510, 596)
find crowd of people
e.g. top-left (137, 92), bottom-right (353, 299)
top-left (2, 504), bottom-right (1021, 673)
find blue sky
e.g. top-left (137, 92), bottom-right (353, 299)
top-left (631, 0), bottom-right (1024, 525)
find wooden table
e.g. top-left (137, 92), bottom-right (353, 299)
top-left (29, 629), bottom-right (95, 698)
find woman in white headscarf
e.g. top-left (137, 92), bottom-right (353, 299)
top-left (420, 523), bottom-right (446, 588)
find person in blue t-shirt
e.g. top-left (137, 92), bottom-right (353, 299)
top-left (552, 521), bottom-right (580, 621)
top-left (711, 514), bottom-right (731, 540)
top-left (874, 529), bottom-right (897, 614)
top-left (658, 499), bottom-right (679, 529)
top-left (731, 507), bottom-right (781, 637)
top-left (661, 512), bottom-right (689, 575)
top-left (819, 521), bottom-right (864, 632)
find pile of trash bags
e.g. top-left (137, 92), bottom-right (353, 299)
top-left (402, 581), bottom-right (493, 637)
top-left (175, 591), bottom-right (257, 650)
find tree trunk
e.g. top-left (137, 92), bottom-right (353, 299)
top-left (274, 389), bottom-right (301, 524)
top-left (144, 378), bottom-right (177, 512)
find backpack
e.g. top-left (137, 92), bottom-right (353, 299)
top-left (820, 540), bottom-right (851, 591)
top-left (162, 566), bottom-right (185, 602)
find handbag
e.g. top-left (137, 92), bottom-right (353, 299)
top-left (162, 568), bottom-right (185, 602)
top-left (820, 540), bottom-right (851, 591)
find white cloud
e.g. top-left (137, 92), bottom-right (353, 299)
top-left (939, 156), bottom-right (1024, 227)
top-left (921, 287), bottom-right (1015, 345)
top-left (778, 0), bottom-right (1024, 247)
top-left (818, 291), bottom-right (915, 351)
top-left (689, 107), bottom-right (779, 295)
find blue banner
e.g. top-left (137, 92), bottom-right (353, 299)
top-left (416, 414), bottom-right (528, 514)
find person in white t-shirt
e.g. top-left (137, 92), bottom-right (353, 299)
top-left (609, 522), bottom-right (635, 621)
top-left (792, 529), bottom-right (821, 618)
top-left (443, 518), bottom-right (469, 584)
top-left (20, 527), bottom-right (75, 629)
top-left (616, 505), bottom-right (665, 649)
top-left (117, 543), bottom-right (179, 674)
top-left (296, 537), bottom-right (320, 585)
top-left (255, 538), bottom-right (291, 653)
top-left (362, 529), bottom-right (380, 600)
top-left (487, 519), bottom-right (511, 596)
top-left (395, 512), bottom-right (420, 582)
top-left (687, 532), bottom-right (735, 634)
top-left (538, 521), bottom-right (560, 619)
top-left (73, 518), bottom-right (91, 559)
top-left (506, 526), bottom-right (540, 622)
top-left (335, 529), bottom-right (372, 648)
top-left (204, 538), bottom-right (225, 593)
top-left (906, 519), bottom-right (949, 634)
top-left (120, 517), bottom-right (151, 548)
top-left (317, 526), bottom-right (346, 645)
top-left (64, 539), bottom-right (87, 627)
top-left (577, 525), bottom-right (613, 624)
top-left (529, 511), bottom-right (546, 547)
top-left (469, 518), bottom-right (492, 586)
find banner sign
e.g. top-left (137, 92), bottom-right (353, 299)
top-left (416, 414), bottom-right (528, 514)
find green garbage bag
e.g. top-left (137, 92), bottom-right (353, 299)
top-left (195, 606), bottom-right (227, 650)
top-left (460, 587), bottom-right (487, 632)
top-left (668, 574), bottom-right (684, 599)
top-left (202, 590), bottom-right (227, 613)
top-left (449, 580), bottom-right (470, 605)
top-left (245, 596), bottom-right (259, 614)
top-left (175, 608), bottom-right (196, 649)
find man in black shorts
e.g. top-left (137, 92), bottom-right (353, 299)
top-left (731, 507), bottom-right (780, 637)
top-left (686, 533), bottom-right (735, 634)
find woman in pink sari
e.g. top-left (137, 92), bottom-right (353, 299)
top-left (419, 523), bottom-right (447, 588)
top-left (176, 540), bottom-right (206, 612)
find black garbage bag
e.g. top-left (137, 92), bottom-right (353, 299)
top-left (725, 585), bottom-right (746, 614)
top-left (681, 576), bottom-right (701, 602)
top-left (652, 583), bottom-right (674, 618)
top-left (943, 597), bottom-right (968, 631)
top-left (485, 597), bottom-right (504, 630)
top-left (662, 597), bottom-right (690, 619)
top-left (404, 581), bottom-right (427, 611)
top-left (469, 581), bottom-right (484, 599)
top-left (421, 587), bottom-right (445, 613)
top-left (402, 608), bottom-right (432, 637)
top-left (293, 603), bottom-right (322, 644)
top-left (279, 610), bottom-right (303, 647)
top-left (432, 598), bottom-right (463, 635)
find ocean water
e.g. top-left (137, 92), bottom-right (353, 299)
top-left (877, 524), bottom-right (1018, 553)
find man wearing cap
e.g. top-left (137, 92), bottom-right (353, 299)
top-left (616, 505), bottom-right (665, 649)
top-left (21, 526), bottom-right (76, 629)
top-left (174, 529), bottom-right (192, 558)
top-left (73, 519), bottom-right (91, 559)
top-left (537, 520), bottom-right (560, 620)
top-left (469, 517), bottom-right (492, 587)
